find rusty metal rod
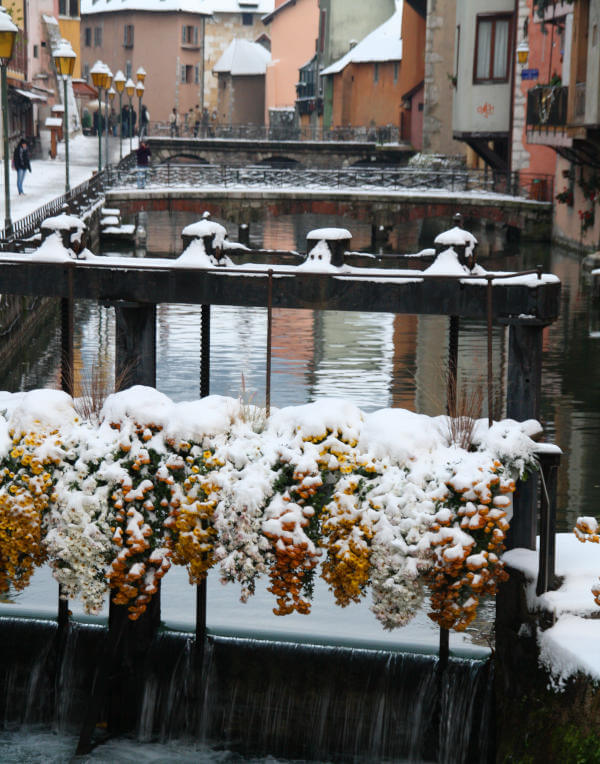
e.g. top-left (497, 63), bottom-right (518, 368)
top-left (59, 266), bottom-right (74, 628)
top-left (487, 276), bottom-right (494, 427)
top-left (197, 304), bottom-right (211, 648)
top-left (200, 304), bottom-right (210, 399)
top-left (266, 269), bottom-right (273, 417)
top-left (447, 316), bottom-right (459, 416)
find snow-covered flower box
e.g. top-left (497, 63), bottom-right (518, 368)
top-left (0, 387), bottom-right (541, 631)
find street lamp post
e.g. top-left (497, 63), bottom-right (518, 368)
top-left (136, 67), bottom-right (146, 138)
top-left (90, 60), bottom-right (106, 172)
top-left (0, 7), bottom-right (18, 237)
top-left (103, 68), bottom-right (113, 172)
top-left (53, 39), bottom-right (76, 194)
top-left (125, 78), bottom-right (135, 153)
top-left (136, 80), bottom-right (145, 140)
top-left (113, 70), bottom-right (125, 160)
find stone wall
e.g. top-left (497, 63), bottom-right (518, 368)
top-left (423, 0), bottom-right (465, 157)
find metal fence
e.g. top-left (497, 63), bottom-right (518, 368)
top-left (111, 162), bottom-right (554, 201)
top-left (0, 170), bottom-right (109, 246)
top-left (147, 122), bottom-right (404, 144)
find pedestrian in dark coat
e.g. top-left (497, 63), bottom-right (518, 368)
top-left (13, 139), bottom-right (31, 195)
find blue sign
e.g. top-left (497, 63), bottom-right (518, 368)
top-left (521, 69), bottom-right (539, 80)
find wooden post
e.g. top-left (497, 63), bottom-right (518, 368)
top-left (506, 322), bottom-right (544, 550)
top-left (536, 450), bottom-right (561, 595)
top-left (114, 301), bottom-right (157, 389)
top-left (78, 300), bottom-right (161, 745)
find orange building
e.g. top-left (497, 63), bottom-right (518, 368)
top-left (263, 0), bottom-right (319, 124)
top-left (320, 1), bottom-right (425, 141)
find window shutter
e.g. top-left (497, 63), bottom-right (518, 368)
top-left (194, 26), bottom-right (198, 46)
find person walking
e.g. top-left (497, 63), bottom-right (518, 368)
top-left (12, 138), bottom-right (31, 196)
top-left (136, 140), bottom-right (151, 189)
top-left (169, 107), bottom-right (180, 137)
top-left (140, 104), bottom-right (150, 140)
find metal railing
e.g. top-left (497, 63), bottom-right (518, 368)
top-left (0, 170), bottom-right (108, 246)
top-left (147, 122), bottom-right (404, 144)
top-left (526, 85), bottom-right (568, 128)
top-left (110, 162), bottom-right (554, 201)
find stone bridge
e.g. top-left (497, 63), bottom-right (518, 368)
top-left (106, 188), bottom-right (552, 241)
top-left (146, 137), bottom-right (413, 169)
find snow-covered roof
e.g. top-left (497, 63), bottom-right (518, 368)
top-left (82, 0), bottom-right (273, 14)
top-left (82, 0), bottom-right (212, 16)
top-left (213, 38), bottom-right (271, 75)
top-left (211, 0), bottom-right (274, 11)
top-left (321, 1), bottom-right (403, 75)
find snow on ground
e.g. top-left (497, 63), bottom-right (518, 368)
top-left (504, 534), bottom-right (600, 688)
top-left (0, 134), bottom-right (127, 222)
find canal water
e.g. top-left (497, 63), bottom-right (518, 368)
top-left (2, 210), bottom-right (597, 532)
top-left (0, 209), bottom-right (597, 761)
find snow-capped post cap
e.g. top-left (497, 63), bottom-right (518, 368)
top-left (181, 217), bottom-right (228, 260)
top-left (306, 228), bottom-right (352, 268)
top-left (40, 213), bottom-right (87, 254)
top-left (434, 224), bottom-right (478, 270)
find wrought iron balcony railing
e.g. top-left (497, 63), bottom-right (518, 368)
top-left (526, 85), bottom-right (568, 128)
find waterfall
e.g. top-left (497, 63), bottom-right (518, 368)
top-left (0, 619), bottom-right (493, 763)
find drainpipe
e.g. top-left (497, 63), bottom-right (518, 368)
top-left (508, 0), bottom-right (519, 174)
top-left (200, 15), bottom-right (206, 112)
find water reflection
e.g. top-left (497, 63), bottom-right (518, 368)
top-left (0, 213), bottom-right (598, 531)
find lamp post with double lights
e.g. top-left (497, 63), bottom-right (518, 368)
top-left (53, 39), bottom-right (76, 193)
top-left (136, 80), bottom-right (145, 140)
top-left (136, 66), bottom-right (146, 137)
top-left (90, 60), bottom-right (107, 172)
top-left (0, 7), bottom-right (18, 237)
top-left (113, 70), bottom-right (125, 160)
top-left (103, 67), bottom-right (113, 171)
top-left (125, 77), bottom-right (135, 152)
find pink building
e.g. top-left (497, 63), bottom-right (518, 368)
top-left (262, 0), bottom-right (319, 123)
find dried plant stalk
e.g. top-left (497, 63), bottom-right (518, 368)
top-left (446, 376), bottom-right (484, 450)
top-left (64, 361), bottom-right (132, 423)
top-left (236, 373), bottom-right (268, 433)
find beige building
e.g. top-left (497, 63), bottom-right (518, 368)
top-left (213, 38), bottom-right (270, 125)
top-left (80, 0), bottom-right (274, 123)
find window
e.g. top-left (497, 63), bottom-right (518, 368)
top-left (83, 63), bottom-right (90, 81)
top-left (181, 24), bottom-right (198, 46)
top-left (124, 24), bottom-right (134, 47)
top-left (126, 60), bottom-right (132, 78)
top-left (242, 12), bottom-right (253, 25)
top-left (393, 61), bottom-right (399, 84)
top-left (374, 62), bottom-right (379, 84)
top-left (94, 26), bottom-right (102, 47)
top-left (59, 0), bottom-right (78, 16)
top-left (181, 64), bottom-right (193, 83)
top-left (474, 14), bottom-right (512, 83)
top-left (84, 27), bottom-right (92, 47)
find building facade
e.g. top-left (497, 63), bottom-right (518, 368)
top-left (80, 0), bottom-right (274, 123)
top-left (262, 0), bottom-right (320, 125)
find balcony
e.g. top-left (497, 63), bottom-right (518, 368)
top-left (527, 85), bottom-right (568, 128)
top-left (526, 85), bottom-right (573, 148)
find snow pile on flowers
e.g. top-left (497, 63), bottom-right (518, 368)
top-left (0, 387), bottom-right (540, 630)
